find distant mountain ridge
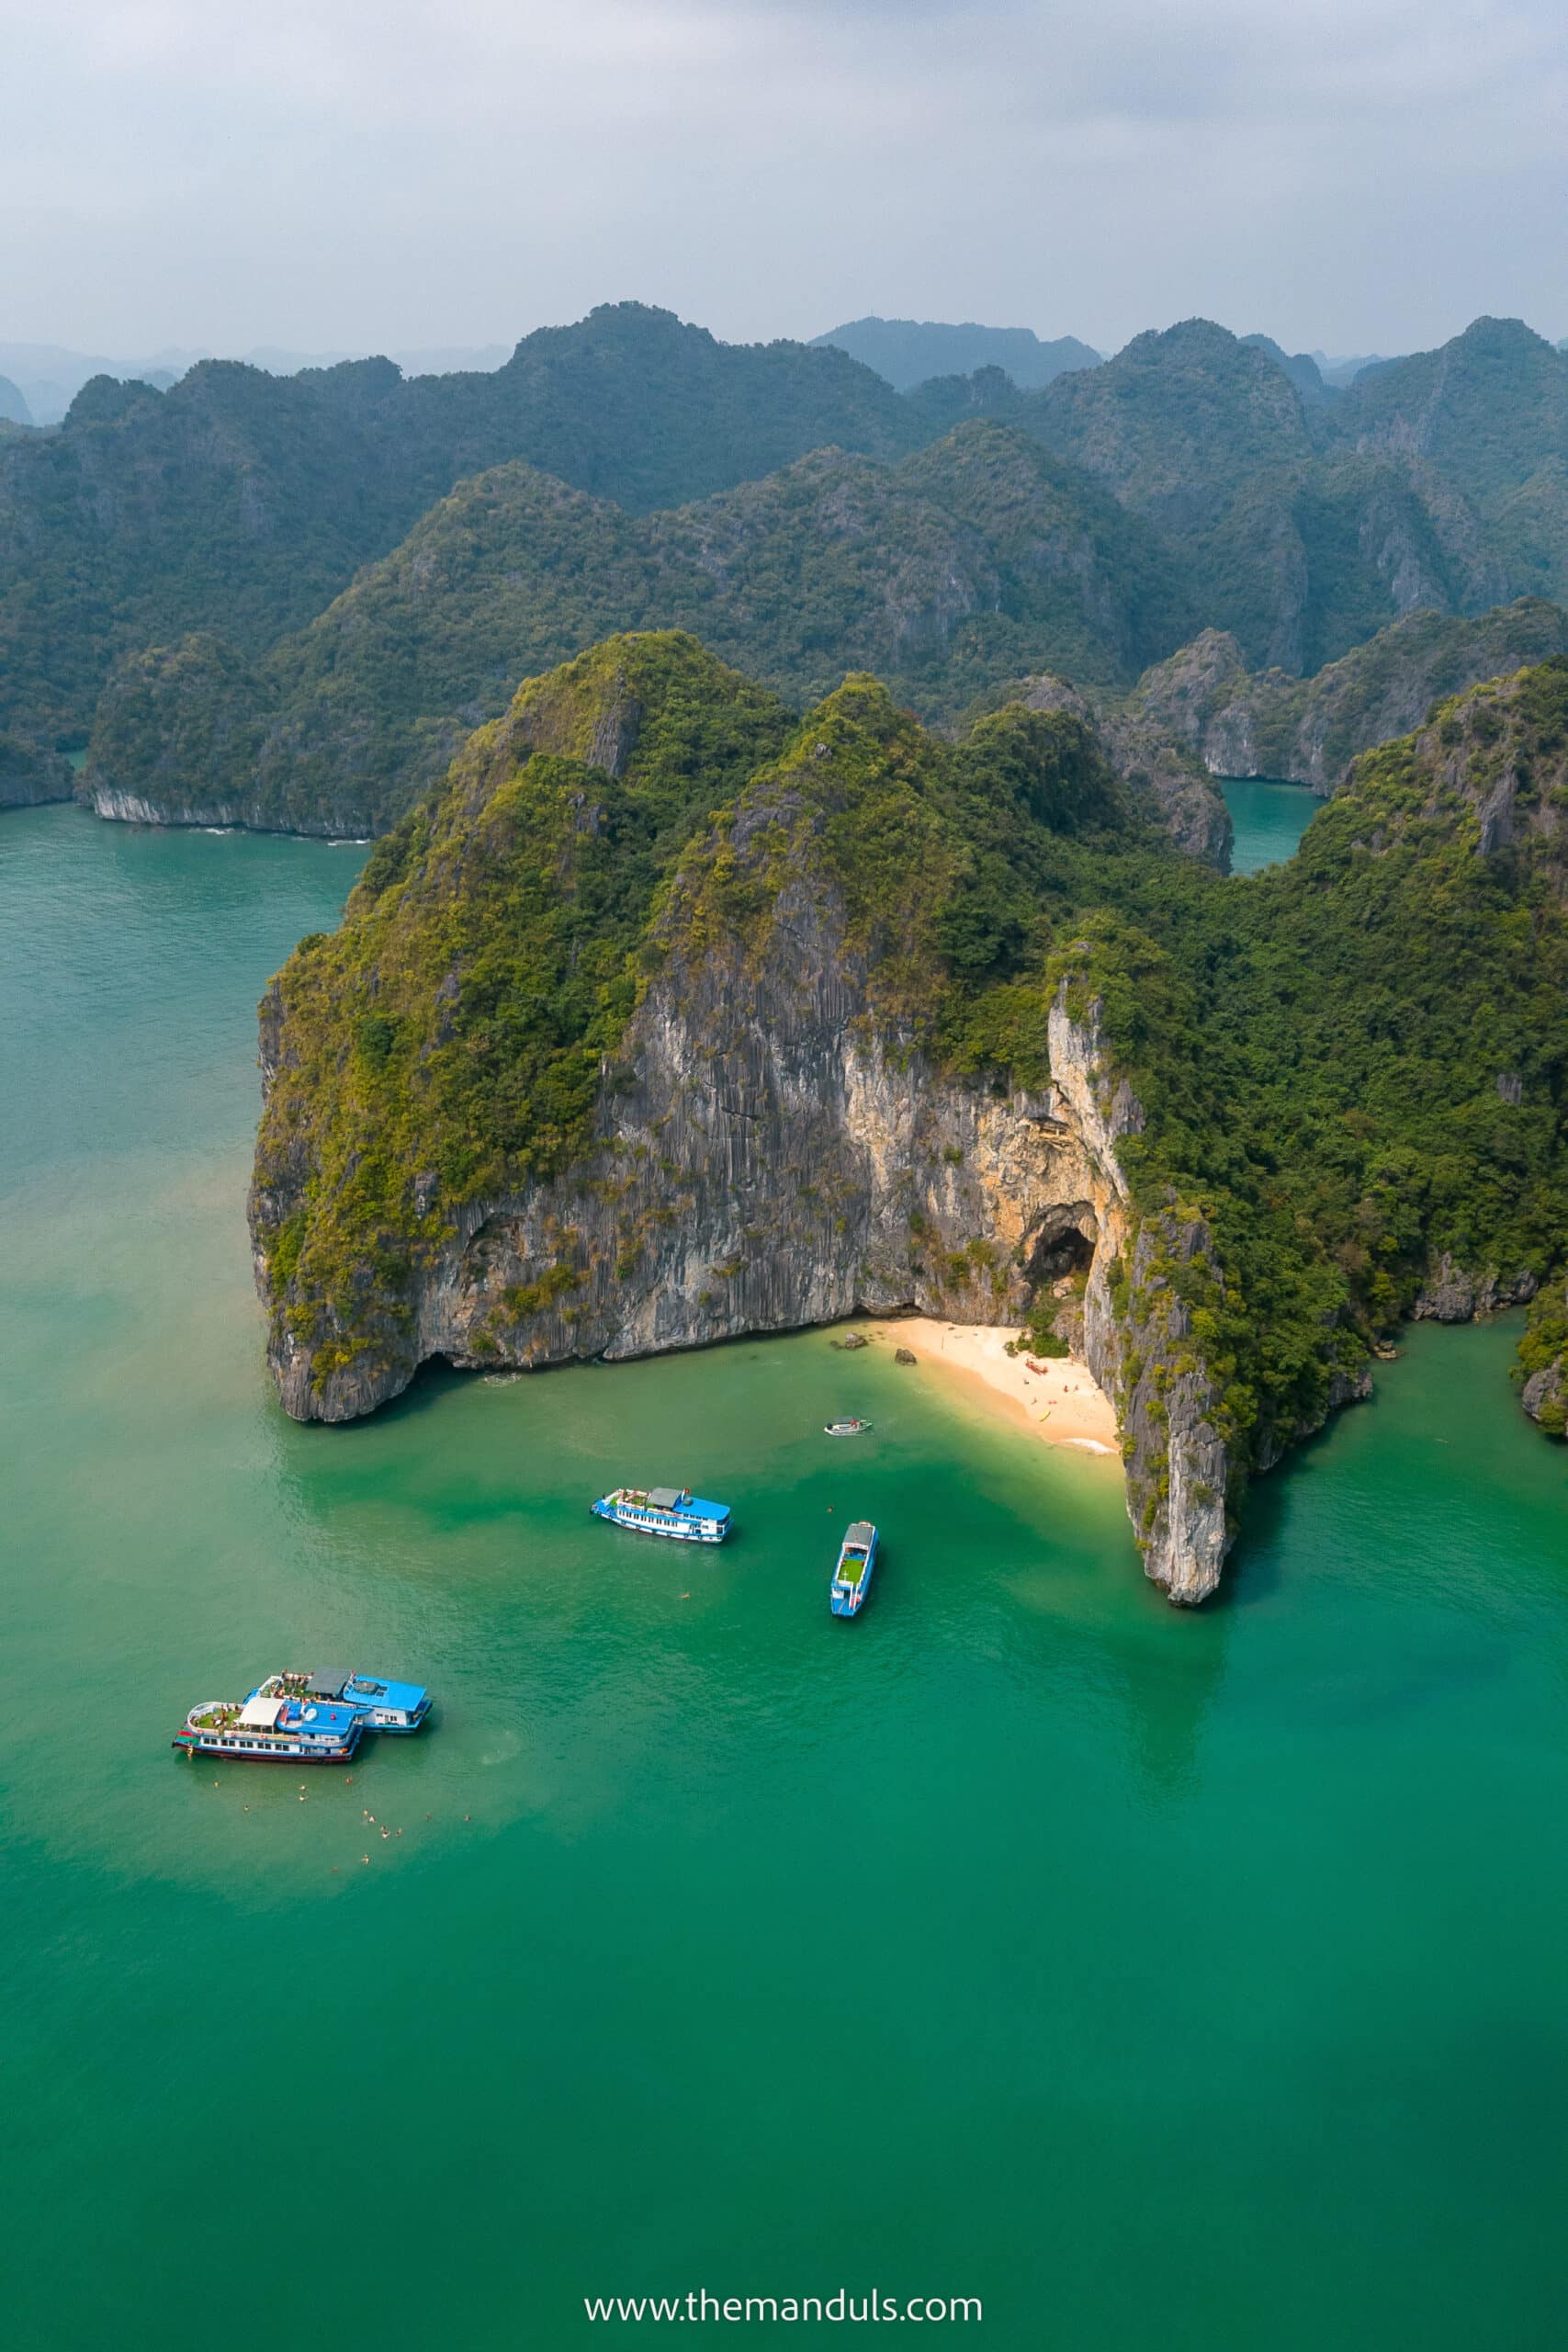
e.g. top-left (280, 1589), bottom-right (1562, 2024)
top-left (9, 300), bottom-right (1568, 848)
top-left (0, 304), bottom-right (928, 748)
top-left (813, 317), bottom-right (1100, 391)
top-left (0, 338), bottom-right (512, 424)
top-left (80, 423), bottom-right (1201, 838)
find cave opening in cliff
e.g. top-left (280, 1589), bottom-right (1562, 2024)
top-left (1025, 1204), bottom-right (1097, 1286)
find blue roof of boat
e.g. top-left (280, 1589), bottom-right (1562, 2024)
top-left (278, 1700), bottom-right (358, 1733)
top-left (344, 1675), bottom-right (428, 1709)
top-left (681, 1497), bottom-right (728, 1520)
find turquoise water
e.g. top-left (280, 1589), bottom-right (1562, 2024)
top-left (1223, 775), bottom-right (1319, 873)
top-left (5, 804), bottom-right (1568, 2349)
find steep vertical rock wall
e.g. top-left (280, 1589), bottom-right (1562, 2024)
top-left (254, 893), bottom-right (1234, 1603)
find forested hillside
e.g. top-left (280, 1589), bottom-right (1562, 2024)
top-left (1335, 316), bottom-right (1568, 606)
top-left (81, 424), bottom-right (1196, 836)
top-left (9, 303), bottom-right (1568, 847)
top-left (249, 633), bottom-right (1568, 1587)
top-left (1019, 321), bottom-right (1512, 670)
top-left (0, 304), bottom-right (923, 748)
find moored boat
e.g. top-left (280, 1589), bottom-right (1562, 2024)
top-left (829, 1521), bottom-right (879, 1617)
top-left (253, 1668), bottom-right (433, 1733)
top-left (591, 1486), bottom-right (732, 1543)
top-left (171, 1691), bottom-right (363, 1763)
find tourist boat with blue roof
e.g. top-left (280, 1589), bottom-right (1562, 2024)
top-left (172, 1690), bottom-right (364, 1763)
top-left (829, 1521), bottom-right (879, 1616)
top-left (592, 1485), bottom-right (732, 1543)
top-left (252, 1668), bottom-right (433, 1733)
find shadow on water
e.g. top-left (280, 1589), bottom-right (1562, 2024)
top-left (1103, 1596), bottom-right (1230, 1808)
top-left (1212, 1374), bottom-right (1382, 1613)
top-left (1214, 1452), bottom-right (1299, 1611)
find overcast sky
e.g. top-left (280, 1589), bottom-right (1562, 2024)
top-left (4, 0), bottom-right (1565, 361)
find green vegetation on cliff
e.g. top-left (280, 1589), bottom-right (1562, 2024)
top-left (254, 632), bottom-right (1568, 1498)
top-left (0, 303), bottom-right (927, 751)
top-left (254, 638), bottom-right (794, 1375)
top-left (87, 423), bottom-right (1193, 836)
top-left (1055, 657), bottom-right (1568, 1467)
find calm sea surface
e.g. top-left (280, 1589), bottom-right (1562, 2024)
top-left (4, 805), bottom-right (1567, 2349)
top-left (1223, 775), bottom-right (1319, 874)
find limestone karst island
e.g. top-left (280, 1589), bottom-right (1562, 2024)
top-left (246, 625), bottom-right (1568, 1604)
top-left (9, 26), bottom-right (1568, 2341)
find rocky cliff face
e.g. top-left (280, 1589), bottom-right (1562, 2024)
top-left (256, 886), bottom-right (1235, 1601)
top-left (1410, 1254), bottom-right (1540, 1323)
top-left (251, 635), bottom-right (1251, 1602)
top-left (1010, 673), bottom-right (1232, 867)
top-left (1134, 600), bottom-right (1568, 796)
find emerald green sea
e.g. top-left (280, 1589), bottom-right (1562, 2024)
top-left (5, 804), bottom-right (1568, 2349)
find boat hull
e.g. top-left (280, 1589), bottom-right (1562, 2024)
top-left (591, 1498), bottom-right (729, 1543)
top-left (829, 1589), bottom-right (872, 1617)
top-left (172, 1732), bottom-right (359, 1763)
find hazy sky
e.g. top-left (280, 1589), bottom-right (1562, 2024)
top-left (5, 0), bottom-right (1565, 360)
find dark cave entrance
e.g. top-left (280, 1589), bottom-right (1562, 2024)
top-left (1021, 1204), bottom-right (1099, 1351)
top-left (1025, 1204), bottom-right (1098, 1286)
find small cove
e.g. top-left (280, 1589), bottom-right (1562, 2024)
top-left (4, 804), bottom-right (1568, 2351)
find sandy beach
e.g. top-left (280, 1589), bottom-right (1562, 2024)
top-left (860, 1317), bottom-right (1121, 1454)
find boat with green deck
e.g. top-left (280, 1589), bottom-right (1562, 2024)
top-left (829, 1521), bottom-right (879, 1617)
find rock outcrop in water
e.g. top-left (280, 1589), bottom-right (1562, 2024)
top-left (251, 635), bottom-right (1568, 1599)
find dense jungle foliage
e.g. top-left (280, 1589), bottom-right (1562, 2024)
top-left (0, 304), bottom-right (924, 747)
top-left (255, 634), bottom-right (1568, 1473)
top-left (86, 423), bottom-right (1194, 834)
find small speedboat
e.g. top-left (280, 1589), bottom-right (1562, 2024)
top-left (592, 1486), bottom-right (732, 1543)
top-left (829, 1521), bottom-right (879, 1617)
top-left (824, 1418), bottom-right (871, 1436)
